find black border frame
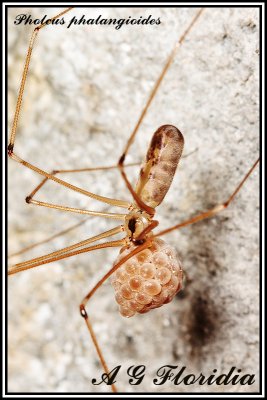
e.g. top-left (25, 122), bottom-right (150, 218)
top-left (4, 2), bottom-right (263, 397)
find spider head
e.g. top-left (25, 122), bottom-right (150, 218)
top-left (124, 209), bottom-right (151, 242)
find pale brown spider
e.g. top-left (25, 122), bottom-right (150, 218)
top-left (9, 7), bottom-right (256, 394)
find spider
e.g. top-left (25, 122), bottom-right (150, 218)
top-left (7, 5), bottom-right (260, 394)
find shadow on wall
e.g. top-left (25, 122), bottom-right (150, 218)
top-left (173, 162), bottom-right (231, 364)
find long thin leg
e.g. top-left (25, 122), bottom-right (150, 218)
top-left (23, 163), bottom-right (139, 217)
top-left (23, 170), bottom-right (151, 221)
top-left (8, 150), bottom-right (130, 210)
top-left (27, 162), bottom-right (139, 201)
top-left (8, 7), bottom-right (73, 148)
top-left (8, 218), bottom-right (88, 259)
top-left (9, 160), bottom-right (140, 258)
top-left (9, 225), bottom-right (123, 272)
top-left (8, 227), bottom-right (125, 275)
top-left (79, 240), bottom-right (153, 393)
top-left (26, 198), bottom-right (126, 220)
top-left (53, 162), bottom-right (140, 174)
top-left (118, 167), bottom-right (155, 215)
top-left (9, 159), bottom-right (139, 258)
top-left (119, 8), bottom-right (204, 163)
top-left (155, 158), bottom-right (259, 237)
top-left (117, 8), bottom-right (204, 211)
top-left (8, 7), bottom-right (130, 210)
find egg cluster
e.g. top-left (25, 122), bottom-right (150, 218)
top-left (111, 238), bottom-right (183, 317)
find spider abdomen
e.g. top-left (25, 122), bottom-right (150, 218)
top-left (111, 238), bottom-right (183, 317)
top-left (135, 125), bottom-right (184, 209)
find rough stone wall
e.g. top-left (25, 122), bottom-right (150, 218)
top-left (8, 7), bottom-right (260, 393)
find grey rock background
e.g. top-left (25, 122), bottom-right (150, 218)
top-left (8, 7), bottom-right (260, 393)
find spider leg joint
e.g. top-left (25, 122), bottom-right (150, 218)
top-left (25, 196), bottom-right (32, 204)
top-left (118, 154), bottom-right (125, 166)
top-left (7, 143), bottom-right (14, 156)
top-left (80, 304), bottom-right (88, 319)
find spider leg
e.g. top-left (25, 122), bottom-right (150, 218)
top-left (8, 152), bottom-right (130, 209)
top-left (8, 7), bottom-right (130, 210)
top-left (117, 9), bottom-right (204, 213)
top-left (155, 158), bottom-right (259, 237)
top-left (8, 7), bottom-right (73, 148)
top-left (8, 227), bottom-right (125, 275)
top-left (8, 218), bottom-right (88, 259)
top-left (79, 240), bottom-right (153, 393)
top-left (8, 163), bottom-right (140, 259)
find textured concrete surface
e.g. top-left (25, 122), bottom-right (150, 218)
top-left (8, 7), bottom-right (260, 393)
